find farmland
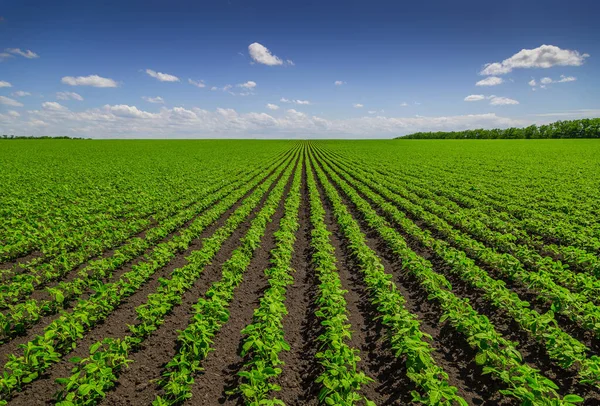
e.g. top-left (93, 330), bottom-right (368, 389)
top-left (0, 139), bottom-right (599, 405)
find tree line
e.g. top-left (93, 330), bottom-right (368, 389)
top-left (1, 135), bottom-right (87, 140)
top-left (397, 118), bottom-right (600, 139)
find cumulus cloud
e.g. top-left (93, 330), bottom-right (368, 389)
top-left (0, 80), bottom-right (12, 87)
top-left (145, 69), bottom-right (180, 82)
top-left (353, 103), bottom-right (364, 108)
top-left (0, 95), bottom-right (23, 107)
top-left (480, 45), bottom-right (589, 75)
top-left (528, 79), bottom-right (537, 87)
top-left (61, 75), bottom-right (118, 87)
top-left (266, 103), bottom-right (279, 110)
top-left (400, 102), bottom-right (408, 107)
top-left (8, 110), bottom-right (20, 117)
top-left (464, 94), bottom-right (485, 102)
top-left (238, 81), bottom-right (257, 89)
top-left (488, 96), bottom-right (519, 105)
top-left (248, 42), bottom-right (289, 66)
top-left (476, 76), bottom-right (504, 86)
top-left (464, 94), bottom-right (519, 105)
top-left (295, 100), bottom-right (310, 105)
top-left (12, 91), bottom-right (31, 97)
top-left (5, 48), bottom-right (39, 59)
top-left (142, 96), bottom-right (165, 104)
top-left (42, 101), bottom-right (68, 111)
top-left (334, 80), bottom-right (346, 86)
top-left (188, 78), bottom-right (206, 88)
top-left (56, 91), bottom-right (83, 101)
top-left (105, 104), bottom-right (159, 119)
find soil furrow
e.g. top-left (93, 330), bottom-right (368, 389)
top-left (318, 180), bottom-right (411, 405)
top-left (276, 161), bottom-right (320, 405)
top-left (182, 162), bottom-right (296, 405)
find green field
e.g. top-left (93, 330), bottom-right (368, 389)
top-left (1, 139), bottom-right (599, 405)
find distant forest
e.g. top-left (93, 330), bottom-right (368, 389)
top-left (1, 135), bottom-right (86, 140)
top-left (398, 118), bottom-right (600, 139)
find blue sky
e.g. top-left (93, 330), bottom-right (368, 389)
top-left (1, 0), bottom-right (599, 138)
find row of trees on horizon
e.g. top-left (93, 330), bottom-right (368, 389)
top-left (398, 118), bottom-right (600, 139)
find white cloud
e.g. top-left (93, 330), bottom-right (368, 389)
top-left (248, 42), bottom-right (284, 66)
top-left (266, 103), bottom-right (279, 110)
top-left (0, 52), bottom-right (13, 60)
top-left (488, 95), bottom-right (519, 106)
top-left (529, 75), bottom-right (577, 89)
top-left (42, 101), bottom-right (68, 111)
top-left (211, 86), bottom-right (218, 91)
top-left (464, 94), bottom-right (485, 102)
top-left (286, 59), bottom-right (295, 66)
top-left (142, 96), bottom-right (165, 104)
top-left (558, 75), bottom-right (577, 82)
top-left (353, 103), bottom-right (364, 108)
top-left (480, 45), bottom-right (589, 75)
top-left (476, 76), bottom-right (504, 86)
top-left (12, 91), bottom-right (31, 97)
top-left (464, 94), bottom-right (518, 105)
top-left (238, 81), bottom-right (257, 89)
top-left (334, 80), bottom-right (346, 86)
top-left (56, 91), bottom-right (83, 101)
top-left (61, 75), bottom-right (118, 87)
top-left (5, 48), bottom-right (39, 59)
top-left (400, 102), bottom-right (408, 107)
top-left (105, 104), bottom-right (159, 119)
top-left (558, 75), bottom-right (576, 82)
top-left (145, 69), bottom-right (180, 82)
top-left (368, 111), bottom-right (376, 114)
top-left (0, 96), bottom-right (23, 107)
top-left (188, 78), bottom-right (206, 88)
top-left (0, 80), bottom-right (12, 88)
top-left (280, 97), bottom-right (310, 105)
top-left (8, 110), bottom-right (20, 117)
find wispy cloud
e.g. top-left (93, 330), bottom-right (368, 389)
top-left (61, 75), bottom-right (118, 87)
top-left (188, 78), bottom-right (206, 88)
top-left (142, 96), bottom-right (165, 104)
top-left (56, 91), bottom-right (83, 101)
top-left (145, 69), bottom-right (180, 82)
top-left (5, 48), bottom-right (39, 59)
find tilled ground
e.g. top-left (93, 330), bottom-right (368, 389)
top-left (2, 145), bottom-right (600, 406)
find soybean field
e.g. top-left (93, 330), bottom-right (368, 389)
top-left (1, 139), bottom-right (600, 406)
